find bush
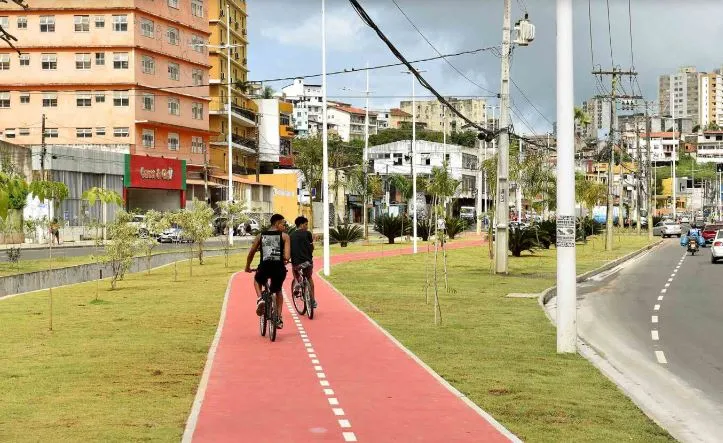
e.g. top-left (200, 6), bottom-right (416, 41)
top-left (416, 218), bottom-right (432, 241)
top-left (536, 220), bottom-right (556, 249)
top-left (374, 214), bottom-right (410, 244)
top-left (508, 226), bottom-right (544, 257)
top-left (329, 224), bottom-right (363, 247)
top-left (577, 217), bottom-right (603, 241)
top-left (444, 217), bottom-right (467, 239)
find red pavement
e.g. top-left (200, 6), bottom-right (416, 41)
top-left (187, 238), bottom-right (516, 443)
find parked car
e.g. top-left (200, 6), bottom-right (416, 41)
top-left (679, 215), bottom-right (690, 224)
top-left (692, 216), bottom-right (706, 228)
top-left (653, 220), bottom-right (682, 238)
top-left (157, 227), bottom-right (190, 243)
top-left (711, 230), bottom-right (723, 263)
top-left (236, 218), bottom-right (260, 236)
top-left (128, 214), bottom-right (149, 238)
top-left (702, 223), bottom-right (723, 244)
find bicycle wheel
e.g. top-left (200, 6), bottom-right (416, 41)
top-left (305, 279), bottom-right (314, 320)
top-left (292, 280), bottom-right (306, 315)
top-left (268, 294), bottom-right (277, 342)
top-left (259, 292), bottom-right (267, 337)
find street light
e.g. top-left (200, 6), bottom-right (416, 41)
top-left (321, 0), bottom-right (330, 276)
top-left (401, 69), bottom-right (427, 254)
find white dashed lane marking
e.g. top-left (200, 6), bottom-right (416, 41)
top-left (656, 350), bottom-right (668, 364)
top-left (651, 330), bottom-right (659, 341)
top-left (651, 252), bottom-right (688, 364)
top-left (652, 315), bottom-right (658, 323)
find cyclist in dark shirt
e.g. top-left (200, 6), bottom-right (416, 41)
top-left (290, 216), bottom-right (316, 308)
top-left (245, 214), bottom-right (291, 329)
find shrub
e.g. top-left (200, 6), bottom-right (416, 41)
top-left (444, 216), bottom-right (467, 239)
top-left (536, 220), bottom-right (557, 249)
top-left (329, 224), bottom-right (363, 247)
top-left (374, 214), bottom-right (410, 244)
top-left (508, 226), bottom-right (544, 257)
top-left (577, 217), bottom-right (603, 241)
top-left (416, 218), bottom-right (432, 241)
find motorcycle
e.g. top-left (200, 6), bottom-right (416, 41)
top-left (688, 237), bottom-right (699, 255)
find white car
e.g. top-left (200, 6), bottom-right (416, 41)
top-left (653, 220), bottom-right (682, 238)
top-left (711, 230), bottom-right (723, 263)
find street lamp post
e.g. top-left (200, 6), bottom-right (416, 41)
top-left (402, 70), bottom-right (426, 253)
top-left (321, 0), bottom-right (331, 276)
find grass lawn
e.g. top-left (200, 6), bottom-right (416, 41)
top-left (0, 254), bottom-right (241, 442)
top-left (327, 233), bottom-right (673, 442)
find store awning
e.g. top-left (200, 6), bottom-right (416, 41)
top-left (186, 179), bottom-right (222, 188)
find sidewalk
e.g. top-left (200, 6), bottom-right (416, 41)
top-left (2, 235), bottom-right (240, 251)
top-left (184, 238), bottom-right (518, 442)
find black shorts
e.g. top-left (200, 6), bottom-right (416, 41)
top-left (255, 262), bottom-right (287, 293)
top-left (292, 261), bottom-right (313, 280)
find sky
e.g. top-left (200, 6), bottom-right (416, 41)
top-left (247, 0), bottom-right (723, 136)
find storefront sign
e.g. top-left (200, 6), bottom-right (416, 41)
top-left (124, 154), bottom-right (186, 190)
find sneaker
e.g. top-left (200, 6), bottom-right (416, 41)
top-left (311, 299), bottom-right (318, 309)
top-left (292, 283), bottom-right (301, 298)
top-left (276, 317), bottom-right (284, 329)
top-left (255, 298), bottom-right (265, 316)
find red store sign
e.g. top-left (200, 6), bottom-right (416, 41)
top-left (124, 154), bottom-right (186, 190)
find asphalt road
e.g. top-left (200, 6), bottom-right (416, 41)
top-left (576, 238), bottom-right (723, 442)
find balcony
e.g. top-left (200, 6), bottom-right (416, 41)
top-left (210, 133), bottom-right (258, 154)
top-left (210, 103), bottom-right (256, 127)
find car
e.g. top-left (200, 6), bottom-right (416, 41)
top-left (157, 227), bottom-right (190, 243)
top-left (711, 230), bottom-right (723, 263)
top-left (128, 214), bottom-right (149, 237)
top-left (702, 223), bottom-right (723, 244)
top-left (236, 218), bottom-right (260, 236)
top-left (680, 216), bottom-right (690, 224)
top-left (653, 220), bottom-right (682, 237)
top-left (693, 216), bottom-right (707, 228)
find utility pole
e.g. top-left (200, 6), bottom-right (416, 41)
top-left (635, 118), bottom-right (642, 235)
top-left (646, 104), bottom-right (654, 240)
top-left (556, 0), bottom-right (577, 354)
top-left (40, 113), bottom-right (46, 180)
top-left (517, 138), bottom-right (523, 223)
top-left (226, 3), bottom-right (233, 246)
top-left (402, 69), bottom-right (425, 253)
top-left (495, 0), bottom-right (512, 274)
top-left (203, 144), bottom-right (209, 203)
top-left (321, 0), bottom-right (331, 276)
top-left (363, 62), bottom-right (370, 240)
top-left (592, 68), bottom-right (642, 250)
top-left (672, 135), bottom-right (677, 219)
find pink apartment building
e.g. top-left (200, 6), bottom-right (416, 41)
top-left (0, 0), bottom-right (212, 215)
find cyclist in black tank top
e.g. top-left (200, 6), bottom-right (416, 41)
top-left (246, 214), bottom-right (291, 328)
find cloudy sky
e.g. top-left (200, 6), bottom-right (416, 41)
top-left (248, 0), bottom-right (723, 135)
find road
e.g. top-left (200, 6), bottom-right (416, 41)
top-left (0, 236), bottom-right (250, 262)
top-left (575, 238), bottom-right (723, 442)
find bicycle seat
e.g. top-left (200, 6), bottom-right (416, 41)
top-left (297, 262), bottom-right (312, 270)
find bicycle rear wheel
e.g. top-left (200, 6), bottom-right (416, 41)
top-left (305, 279), bottom-right (314, 320)
top-left (292, 280), bottom-right (306, 315)
top-left (259, 292), bottom-right (267, 336)
top-left (268, 294), bottom-right (277, 342)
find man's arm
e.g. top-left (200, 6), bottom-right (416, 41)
top-left (283, 232), bottom-right (291, 262)
top-left (245, 235), bottom-right (261, 272)
top-left (307, 231), bottom-right (314, 252)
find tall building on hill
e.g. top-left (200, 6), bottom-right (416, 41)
top-left (658, 66), bottom-right (700, 123)
top-left (399, 98), bottom-right (487, 134)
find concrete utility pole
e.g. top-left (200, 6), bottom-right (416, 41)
top-left (495, 0), bottom-right (512, 274)
top-left (646, 103), bottom-right (654, 240)
top-left (517, 138), bottom-right (523, 223)
top-left (321, 0), bottom-right (331, 276)
top-left (402, 69), bottom-right (425, 253)
top-left (592, 68), bottom-right (642, 250)
top-left (40, 113), bottom-right (46, 180)
top-left (363, 62), bottom-right (370, 240)
top-left (226, 3), bottom-right (233, 246)
top-left (556, 0), bottom-right (577, 354)
top-left (672, 136), bottom-right (677, 219)
top-left (635, 118), bottom-right (642, 235)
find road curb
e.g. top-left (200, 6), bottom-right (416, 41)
top-left (540, 239), bottom-right (664, 305)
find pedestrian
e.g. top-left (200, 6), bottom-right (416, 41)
top-left (50, 218), bottom-right (61, 245)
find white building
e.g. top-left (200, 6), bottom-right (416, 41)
top-left (327, 103), bottom-right (378, 142)
top-left (280, 79), bottom-right (323, 137)
top-left (627, 132), bottom-right (681, 163)
top-left (580, 97), bottom-right (612, 140)
top-left (693, 131), bottom-right (723, 164)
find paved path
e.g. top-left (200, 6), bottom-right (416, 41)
top-left (185, 238), bottom-right (517, 442)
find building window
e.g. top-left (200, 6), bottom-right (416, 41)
top-left (142, 93), bottom-right (154, 111)
top-left (95, 92), bottom-right (105, 103)
top-left (166, 26), bottom-right (179, 45)
top-left (168, 132), bottom-right (180, 151)
top-left (113, 127), bottom-right (130, 138)
top-left (140, 18), bottom-right (154, 37)
top-left (74, 15), bottom-right (90, 32)
top-left (191, 35), bottom-right (205, 53)
top-left (0, 17), bottom-right (7, 29)
top-left (19, 128), bottom-right (29, 136)
top-left (20, 93), bottom-right (29, 104)
top-left (142, 129), bottom-right (155, 148)
top-left (168, 62), bottom-right (180, 80)
top-left (44, 128), bottom-right (58, 138)
top-left (191, 0), bottom-right (204, 17)
top-left (141, 55), bottom-right (155, 74)
top-left (168, 97), bottom-right (180, 116)
top-left (113, 91), bottom-right (129, 107)
top-left (41, 53), bottom-right (57, 70)
top-left (112, 15), bottom-right (128, 32)
top-left (0, 54), bottom-right (9, 70)
top-left (191, 136), bottom-right (204, 153)
top-left (168, 0), bottom-right (179, 8)
top-left (17, 17), bottom-right (27, 29)
top-left (0, 92), bottom-right (9, 108)
top-left (40, 15), bottom-right (55, 32)
top-left (4, 128), bottom-right (15, 138)
top-left (192, 68), bottom-right (203, 86)
top-left (42, 92), bottom-right (58, 107)
top-left (75, 53), bottom-right (91, 70)
top-left (94, 15), bottom-right (105, 28)
top-left (19, 53), bottom-right (29, 66)
top-left (192, 102), bottom-right (203, 119)
top-left (113, 52), bottom-right (129, 69)
top-left (96, 127), bottom-right (105, 136)
top-left (76, 128), bottom-right (92, 138)
top-left (76, 91), bottom-right (92, 107)
top-left (95, 52), bottom-right (105, 65)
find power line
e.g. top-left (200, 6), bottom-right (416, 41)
top-left (605, 0), bottom-right (614, 67)
top-left (588, 0), bottom-right (596, 69)
top-left (510, 78), bottom-right (553, 128)
top-left (389, 0), bottom-right (497, 95)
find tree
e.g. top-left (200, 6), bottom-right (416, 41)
top-left (29, 180), bottom-right (69, 215)
top-left (262, 86), bottom-right (275, 99)
top-left (176, 199), bottom-right (214, 266)
top-left (217, 200), bottom-right (248, 267)
top-left (293, 136), bottom-right (323, 228)
top-left (706, 121), bottom-right (721, 131)
top-left (0, 1), bottom-right (28, 53)
top-left (574, 107), bottom-right (591, 137)
top-left (140, 210), bottom-right (170, 274)
top-left (102, 211), bottom-right (138, 290)
top-left (81, 187), bottom-right (124, 242)
top-left (368, 128), bottom-right (477, 148)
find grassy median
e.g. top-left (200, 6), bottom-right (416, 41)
top-left (327, 234), bottom-right (673, 442)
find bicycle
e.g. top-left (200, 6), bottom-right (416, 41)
top-left (292, 262), bottom-right (314, 320)
top-left (255, 272), bottom-right (279, 342)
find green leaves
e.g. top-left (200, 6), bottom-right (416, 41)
top-left (81, 187), bottom-right (123, 207)
top-left (29, 180), bottom-right (69, 203)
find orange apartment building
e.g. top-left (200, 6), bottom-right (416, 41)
top-left (0, 0), bottom-right (213, 215)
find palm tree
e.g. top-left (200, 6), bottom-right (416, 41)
top-left (262, 86), bottom-right (275, 99)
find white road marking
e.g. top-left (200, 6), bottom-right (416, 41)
top-left (658, 295), bottom-right (664, 301)
top-left (314, 365), bottom-right (323, 371)
top-left (317, 372), bottom-right (326, 379)
top-left (307, 348), bottom-right (315, 353)
top-left (339, 419), bottom-right (351, 428)
top-left (333, 408), bottom-right (345, 416)
top-left (324, 388), bottom-right (335, 395)
top-left (667, 278), bottom-right (673, 282)
top-left (665, 283), bottom-right (670, 288)
top-left (312, 359), bottom-right (320, 364)
top-left (651, 330), bottom-right (659, 340)
top-left (656, 350), bottom-right (668, 364)
top-left (328, 398), bottom-right (339, 405)
top-left (343, 432), bottom-right (358, 442)
top-left (654, 304), bottom-right (661, 311)
top-left (661, 289), bottom-right (667, 294)
top-left (309, 354), bottom-right (317, 358)
top-left (320, 380), bottom-right (330, 387)
top-left (652, 315), bottom-right (658, 323)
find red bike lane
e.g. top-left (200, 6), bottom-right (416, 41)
top-left (185, 238), bottom-right (518, 442)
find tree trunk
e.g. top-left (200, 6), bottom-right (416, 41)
top-left (48, 240), bottom-right (53, 331)
top-left (424, 239), bottom-right (430, 304)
